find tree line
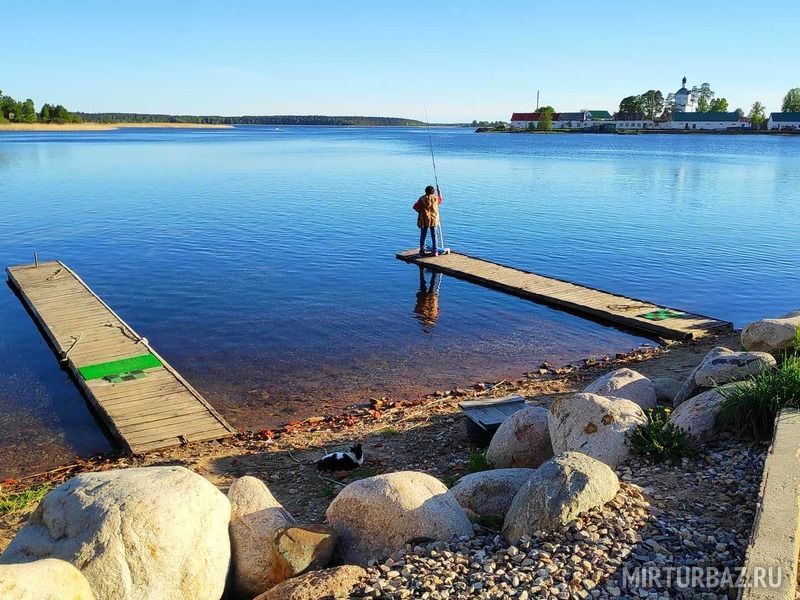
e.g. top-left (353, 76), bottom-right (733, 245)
top-left (75, 113), bottom-right (427, 127)
top-left (0, 89), bottom-right (80, 124)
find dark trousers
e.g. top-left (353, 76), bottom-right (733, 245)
top-left (419, 226), bottom-right (437, 251)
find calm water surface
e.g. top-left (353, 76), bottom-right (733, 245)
top-left (1, 127), bottom-right (798, 476)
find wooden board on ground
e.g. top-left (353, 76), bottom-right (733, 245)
top-left (459, 395), bottom-right (526, 431)
top-left (397, 249), bottom-right (732, 340)
top-left (6, 260), bottom-right (235, 454)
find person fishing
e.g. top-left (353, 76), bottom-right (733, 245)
top-left (413, 185), bottom-right (442, 256)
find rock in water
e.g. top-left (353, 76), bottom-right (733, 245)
top-left (741, 310), bottom-right (800, 353)
top-left (693, 351), bottom-right (775, 387)
top-left (0, 467), bottom-right (230, 600)
top-left (502, 452), bottom-right (619, 543)
top-left (670, 385), bottom-right (744, 442)
top-left (450, 469), bottom-right (536, 520)
top-left (272, 524), bottom-right (336, 579)
top-left (228, 476), bottom-right (295, 597)
top-left (326, 471), bottom-right (473, 566)
top-left (0, 558), bottom-right (95, 600)
top-left (548, 393), bottom-right (646, 468)
top-left (486, 406), bottom-right (553, 468)
top-left (584, 368), bottom-right (657, 409)
top-left (254, 565), bottom-right (366, 600)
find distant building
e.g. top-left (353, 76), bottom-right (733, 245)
top-left (767, 112), bottom-right (800, 130)
top-left (510, 112), bottom-right (545, 128)
top-left (615, 119), bottom-right (656, 130)
top-left (664, 112), bottom-right (749, 130)
top-left (674, 77), bottom-right (692, 112)
top-left (510, 110), bottom-right (612, 129)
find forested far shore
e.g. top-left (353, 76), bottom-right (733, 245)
top-left (76, 113), bottom-right (428, 127)
top-left (1, 89), bottom-right (80, 124)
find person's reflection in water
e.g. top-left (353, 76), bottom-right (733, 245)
top-left (414, 266), bottom-right (442, 332)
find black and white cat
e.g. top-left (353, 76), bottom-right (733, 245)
top-left (317, 443), bottom-right (364, 472)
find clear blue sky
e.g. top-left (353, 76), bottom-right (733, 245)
top-left (2, 0), bottom-right (797, 121)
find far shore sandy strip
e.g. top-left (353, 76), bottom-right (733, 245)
top-left (0, 122), bottom-right (234, 132)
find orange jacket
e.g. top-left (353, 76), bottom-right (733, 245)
top-left (413, 193), bottom-right (442, 228)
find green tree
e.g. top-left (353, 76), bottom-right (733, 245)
top-left (40, 103), bottom-right (52, 122)
top-left (660, 93), bottom-right (676, 120)
top-left (537, 106), bottom-right (555, 131)
top-left (618, 95), bottom-right (645, 119)
top-left (735, 107), bottom-right (745, 118)
top-left (19, 99), bottom-right (37, 123)
top-left (691, 83), bottom-right (714, 112)
top-left (0, 90), bottom-right (20, 121)
top-left (782, 88), bottom-right (800, 112)
top-left (709, 97), bottom-right (729, 112)
top-left (642, 90), bottom-right (664, 120)
top-left (749, 101), bottom-right (767, 129)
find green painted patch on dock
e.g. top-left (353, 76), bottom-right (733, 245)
top-left (639, 309), bottom-right (687, 321)
top-left (78, 353), bottom-right (162, 381)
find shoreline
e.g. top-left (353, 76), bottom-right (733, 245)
top-left (0, 122), bottom-right (234, 131)
top-left (477, 126), bottom-right (799, 136)
top-left (0, 331), bottom-right (737, 550)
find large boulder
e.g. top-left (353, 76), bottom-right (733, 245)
top-left (502, 452), bottom-right (619, 544)
top-left (584, 368), bottom-right (656, 410)
top-left (486, 406), bottom-right (553, 468)
top-left (670, 384), bottom-right (743, 443)
top-left (450, 468), bottom-right (536, 520)
top-left (548, 393), bottom-right (646, 468)
top-left (326, 471), bottom-right (472, 566)
top-left (0, 467), bottom-right (230, 600)
top-left (741, 310), bottom-right (800, 353)
top-left (674, 347), bottom-right (775, 407)
top-left (272, 524), bottom-right (336, 580)
top-left (0, 558), bottom-right (95, 600)
top-left (228, 476), bottom-right (294, 597)
top-left (254, 565), bottom-right (366, 600)
top-left (693, 351), bottom-right (775, 387)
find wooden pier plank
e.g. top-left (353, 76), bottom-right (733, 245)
top-left (397, 249), bottom-right (731, 340)
top-left (6, 261), bottom-right (235, 454)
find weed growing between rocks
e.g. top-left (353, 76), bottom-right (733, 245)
top-left (0, 485), bottom-right (49, 517)
top-left (626, 407), bottom-right (695, 462)
top-left (468, 450), bottom-right (491, 474)
top-left (718, 356), bottom-right (800, 440)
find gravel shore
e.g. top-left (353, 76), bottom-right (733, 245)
top-left (354, 440), bottom-right (766, 599)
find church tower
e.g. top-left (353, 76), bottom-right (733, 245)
top-left (674, 76), bottom-right (691, 112)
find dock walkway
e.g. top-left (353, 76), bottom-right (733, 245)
top-left (397, 250), bottom-right (732, 340)
top-left (7, 261), bottom-right (235, 454)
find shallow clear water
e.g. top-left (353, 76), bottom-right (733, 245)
top-left (1, 127), bottom-right (798, 476)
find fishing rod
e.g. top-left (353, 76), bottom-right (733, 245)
top-left (424, 107), bottom-right (449, 254)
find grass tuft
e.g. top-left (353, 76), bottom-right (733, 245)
top-left (377, 426), bottom-right (401, 437)
top-left (475, 514), bottom-right (504, 531)
top-left (0, 485), bottom-right (49, 516)
top-left (468, 449), bottom-right (491, 473)
top-left (441, 473), bottom-right (460, 488)
top-left (719, 355), bottom-right (800, 440)
top-left (626, 407), bottom-right (695, 462)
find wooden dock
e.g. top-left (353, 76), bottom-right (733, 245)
top-left (397, 250), bottom-right (732, 340)
top-left (6, 261), bottom-right (235, 454)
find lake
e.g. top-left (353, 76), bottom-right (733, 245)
top-left (1, 126), bottom-right (798, 477)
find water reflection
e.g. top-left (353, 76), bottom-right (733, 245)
top-left (414, 266), bottom-right (442, 332)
